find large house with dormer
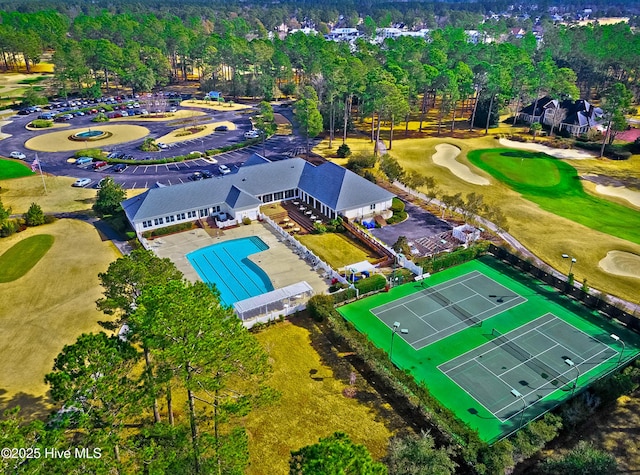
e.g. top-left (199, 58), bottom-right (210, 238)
top-left (121, 154), bottom-right (395, 234)
top-left (518, 96), bottom-right (604, 136)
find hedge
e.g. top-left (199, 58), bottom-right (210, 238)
top-left (141, 221), bottom-right (195, 238)
top-left (353, 273), bottom-right (387, 293)
top-left (416, 242), bottom-right (489, 273)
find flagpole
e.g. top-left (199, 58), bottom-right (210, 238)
top-left (36, 153), bottom-right (47, 194)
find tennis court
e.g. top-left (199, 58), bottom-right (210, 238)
top-left (337, 257), bottom-right (640, 442)
top-left (439, 313), bottom-right (617, 423)
top-left (372, 271), bottom-right (526, 349)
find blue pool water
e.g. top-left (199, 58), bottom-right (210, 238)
top-left (187, 236), bottom-right (273, 306)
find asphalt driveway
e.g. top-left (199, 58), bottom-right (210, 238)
top-left (371, 201), bottom-right (451, 247)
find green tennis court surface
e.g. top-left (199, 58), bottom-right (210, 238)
top-left (338, 256), bottom-right (640, 442)
top-left (372, 271), bottom-right (526, 349)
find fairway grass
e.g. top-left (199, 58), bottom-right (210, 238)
top-left (0, 234), bottom-right (54, 282)
top-left (0, 159), bottom-right (34, 180)
top-left (245, 320), bottom-right (399, 473)
top-left (297, 232), bottom-right (380, 268)
top-left (1, 175), bottom-right (97, 214)
top-left (468, 149), bottom-right (640, 245)
top-left (315, 136), bottom-right (640, 303)
top-left (0, 219), bottom-right (120, 411)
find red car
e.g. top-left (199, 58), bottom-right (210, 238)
top-left (93, 161), bottom-right (108, 170)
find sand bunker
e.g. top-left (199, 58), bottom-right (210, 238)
top-left (594, 185), bottom-right (640, 208)
top-left (599, 250), bottom-right (640, 279)
top-left (432, 143), bottom-right (490, 185)
top-left (499, 138), bottom-right (598, 159)
top-left (25, 125), bottom-right (150, 152)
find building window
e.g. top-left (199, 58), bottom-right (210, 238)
top-left (166, 215), bottom-right (175, 223)
top-left (370, 203), bottom-right (376, 210)
top-left (199, 209), bottom-right (209, 217)
top-left (154, 217), bottom-right (164, 226)
top-left (143, 220), bottom-right (152, 228)
top-left (188, 211), bottom-right (196, 218)
top-left (285, 189), bottom-right (296, 198)
top-left (178, 213), bottom-right (185, 220)
top-left (274, 191), bottom-right (284, 201)
top-left (263, 193), bottom-right (273, 203)
top-left (215, 205), bottom-right (220, 212)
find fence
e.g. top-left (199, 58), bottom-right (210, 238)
top-left (488, 244), bottom-right (640, 335)
top-left (260, 213), bottom-right (348, 285)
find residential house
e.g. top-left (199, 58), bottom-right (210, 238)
top-left (518, 96), bottom-right (604, 135)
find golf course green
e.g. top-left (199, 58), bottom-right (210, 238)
top-left (468, 148), bottom-right (640, 245)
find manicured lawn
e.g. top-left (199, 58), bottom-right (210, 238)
top-left (245, 320), bottom-right (399, 474)
top-left (0, 234), bottom-right (54, 282)
top-left (0, 159), bottom-right (34, 180)
top-left (468, 148), bottom-right (640, 245)
top-left (297, 232), bottom-right (380, 268)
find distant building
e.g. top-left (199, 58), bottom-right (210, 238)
top-left (518, 97), bottom-right (604, 135)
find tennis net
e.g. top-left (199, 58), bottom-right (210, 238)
top-left (491, 329), bottom-right (570, 387)
top-left (426, 289), bottom-right (480, 326)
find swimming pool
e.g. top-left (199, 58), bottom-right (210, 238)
top-left (187, 236), bottom-right (274, 306)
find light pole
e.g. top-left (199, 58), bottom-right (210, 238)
top-left (610, 333), bottom-right (626, 366)
top-left (389, 322), bottom-right (408, 363)
top-left (561, 253), bottom-right (577, 277)
top-left (510, 388), bottom-right (526, 430)
top-left (564, 358), bottom-right (580, 395)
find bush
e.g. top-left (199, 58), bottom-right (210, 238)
top-left (242, 216), bottom-right (251, 225)
top-left (536, 441), bottom-right (617, 475)
top-left (307, 294), bottom-right (336, 322)
top-left (92, 112), bottom-right (109, 122)
top-left (390, 197), bottom-right (405, 213)
top-left (0, 219), bottom-right (18, 237)
top-left (29, 119), bottom-right (53, 128)
top-left (141, 222), bottom-right (195, 238)
top-left (353, 274), bottom-right (387, 293)
top-left (386, 211), bottom-right (407, 225)
top-left (74, 148), bottom-right (104, 159)
top-left (24, 202), bottom-right (45, 226)
top-left (336, 144), bottom-right (351, 158)
top-left (313, 222), bottom-right (327, 233)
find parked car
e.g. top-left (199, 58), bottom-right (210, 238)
top-left (215, 125), bottom-right (228, 131)
top-left (244, 130), bottom-right (260, 139)
top-left (112, 163), bottom-right (127, 173)
top-left (189, 171), bottom-right (203, 181)
top-left (76, 156), bottom-right (93, 165)
top-left (201, 170), bottom-right (214, 179)
top-left (168, 107), bottom-right (177, 113)
top-left (96, 177), bottom-right (112, 189)
top-left (62, 113), bottom-right (74, 120)
top-left (156, 142), bottom-right (168, 149)
top-left (218, 164), bottom-right (231, 175)
top-left (38, 113), bottom-right (54, 120)
top-left (9, 151), bottom-right (26, 160)
top-left (72, 178), bottom-right (91, 187)
top-left (93, 161), bottom-right (108, 170)
top-left (17, 109), bottom-right (31, 115)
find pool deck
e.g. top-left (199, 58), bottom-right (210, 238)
top-left (149, 223), bottom-right (330, 297)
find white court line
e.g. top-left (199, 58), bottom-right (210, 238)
top-left (371, 271), bottom-right (483, 315)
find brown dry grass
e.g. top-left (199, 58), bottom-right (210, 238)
top-left (180, 99), bottom-right (252, 111)
top-left (155, 121), bottom-right (236, 144)
top-left (314, 134), bottom-right (640, 304)
top-left (24, 124), bottom-right (150, 152)
top-left (109, 109), bottom-right (206, 122)
top-left (244, 320), bottom-right (399, 474)
top-left (0, 219), bottom-right (120, 415)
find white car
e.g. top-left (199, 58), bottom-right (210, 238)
top-left (244, 130), bottom-right (260, 139)
top-left (72, 178), bottom-right (91, 187)
top-left (9, 151), bottom-right (26, 160)
top-left (156, 142), bottom-right (168, 149)
top-left (219, 164), bottom-right (231, 175)
top-left (169, 107), bottom-right (177, 113)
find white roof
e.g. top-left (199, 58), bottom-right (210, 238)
top-left (341, 261), bottom-right (376, 274)
top-left (233, 281), bottom-right (313, 315)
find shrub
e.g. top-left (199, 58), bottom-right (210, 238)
top-left (140, 138), bottom-right (159, 152)
top-left (386, 211), bottom-right (407, 225)
top-left (74, 148), bottom-right (104, 159)
top-left (537, 441), bottom-right (617, 475)
top-left (313, 222), bottom-right (327, 233)
top-left (353, 274), bottom-right (387, 293)
top-left (0, 219), bottom-right (18, 237)
top-left (92, 113), bottom-right (109, 122)
top-left (29, 119), bottom-right (53, 128)
top-left (390, 197), bottom-right (405, 213)
top-left (336, 143), bottom-right (351, 158)
top-left (141, 222), bottom-right (195, 238)
top-left (242, 216), bottom-right (251, 225)
top-left (307, 294), bottom-right (336, 322)
top-left (24, 202), bottom-right (45, 226)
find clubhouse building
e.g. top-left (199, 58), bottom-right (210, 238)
top-left (122, 154), bottom-right (395, 234)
